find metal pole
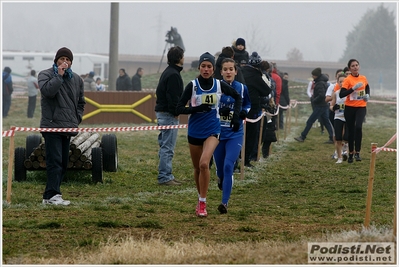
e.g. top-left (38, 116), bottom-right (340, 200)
top-left (108, 3), bottom-right (119, 91)
top-left (157, 42), bottom-right (169, 73)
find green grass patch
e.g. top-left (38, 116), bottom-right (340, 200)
top-left (2, 77), bottom-right (396, 263)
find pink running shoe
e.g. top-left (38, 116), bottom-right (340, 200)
top-left (196, 201), bottom-right (207, 217)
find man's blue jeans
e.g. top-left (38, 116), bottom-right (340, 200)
top-left (300, 105), bottom-right (333, 141)
top-left (156, 112), bottom-right (179, 184)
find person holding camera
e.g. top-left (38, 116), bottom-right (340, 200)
top-left (165, 27), bottom-right (185, 51)
top-left (176, 52), bottom-right (242, 217)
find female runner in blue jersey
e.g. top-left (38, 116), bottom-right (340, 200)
top-left (176, 52), bottom-right (242, 217)
top-left (214, 58), bottom-right (251, 214)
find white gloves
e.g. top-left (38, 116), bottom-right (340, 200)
top-left (363, 94), bottom-right (370, 102)
top-left (352, 82), bottom-right (363, 90)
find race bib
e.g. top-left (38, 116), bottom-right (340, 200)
top-left (338, 103), bottom-right (345, 113)
top-left (191, 93), bottom-right (217, 108)
top-left (220, 111), bottom-right (233, 126)
top-left (350, 89), bottom-right (365, 100)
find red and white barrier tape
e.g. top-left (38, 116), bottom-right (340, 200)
top-left (377, 147), bottom-right (397, 152)
top-left (2, 124), bottom-right (188, 137)
top-left (374, 133), bottom-right (397, 154)
top-left (289, 99), bottom-right (396, 105)
top-left (2, 130), bottom-right (15, 137)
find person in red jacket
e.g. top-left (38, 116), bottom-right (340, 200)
top-left (270, 62), bottom-right (282, 106)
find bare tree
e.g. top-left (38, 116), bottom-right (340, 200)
top-left (286, 47), bottom-right (303, 61)
top-left (244, 23), bottom-right (271, 57)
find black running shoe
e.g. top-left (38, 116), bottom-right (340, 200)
top-left (348, 154), bottom-right (354, 163)
top-left (354, 153), bottom-right (362, 161)
top-left (218, 203), bottom-right (228, 214)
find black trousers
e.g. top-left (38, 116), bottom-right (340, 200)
top-left (27, 96), bottom-right (37, 118)
top-left (245, 120), bottom-right (260, 164)
top-left (344, 106), bottom-right (366, 153)
top-left (42, 133), bottom-right (71, 200)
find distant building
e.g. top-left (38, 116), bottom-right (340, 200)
top-left (2, 51), bottom-right (109, 80)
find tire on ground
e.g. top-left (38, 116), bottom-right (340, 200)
top-left (26, 134), bottom-right (42, 159)
top-left (14, 147), bottom-right (27, 181)
top-left (91, 147), bottom-right (103, 183)
top-left (101, 134), bottom-right (118, 172)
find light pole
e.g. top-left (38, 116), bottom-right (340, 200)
top-left (108, 2), bottom-right (119, 91)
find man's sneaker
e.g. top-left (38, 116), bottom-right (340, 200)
top-left (324, 139), bottom-right (334, 144)
top-left (331, 151), bottom-right (338, 159)
top-left (294, 136), bottom-right (304, 142)
top-left (218, 203), bottom-right (228, 214)
top-left (217, 177), bottom-right (223, 191)
top-left (42, 194), bottom-right (70, 206)
top-left (160, 179), bottom-right (181, 186)
top-left (336, 158), bottom-right (343, 164)
top-left (354, 153), bottom-right (362, 161)
top-left (342, 152), bottom-right (348, 161)
top-left (348, 154), bottom-right (354, 163)
top-left (196, 201), bottom-right (207, 217)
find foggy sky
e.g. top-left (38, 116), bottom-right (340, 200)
top-left (1, 1), bottom-right (397, 62)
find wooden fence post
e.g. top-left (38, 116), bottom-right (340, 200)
top-left (6, 127), bottom-right (15, 204)
top-left (257, 115), bottom-right (265, 161)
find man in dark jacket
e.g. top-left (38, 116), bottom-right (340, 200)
top-left (38, 47), bottom-right (86, 205)
top-left (131, 67), bottom-right (143, 91)
top-left (294, 67), bottom-right (333, 143)
top-left (232, 38), bottom-right (249, 67)
top-left (116, 68), bottom-right (132, 91)
top-left (2, 66), bottom-right (13, 117)
top-left (154, 46), bottom-right (185, 185)
top-left (214, 46), bottom-right (245, 84)
top-left (279, 72), bottom-right (291, 129)
top-left (241, 52), bottom-right (272, 167)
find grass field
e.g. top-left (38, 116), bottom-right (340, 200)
top-left (2, 75), bottom-right (397, 264)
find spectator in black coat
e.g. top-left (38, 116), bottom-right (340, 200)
top-left (2, 66), bottom-right (13, 117)
top-left (232, 38), bottom-right (249, 67)
top-left (214, 46), bottom-right (245, 84)
top-left (241, 52), bottom-right (272, 167)
top-left (131, 67), bottom-right (143, 91)
top-left (39, 47), bottom-right (86, 206)
top-left (279, 72), bottom-right (291, 129)
top-left (116, 68), bottom-right (132, 91)
top-left (154, 46), bottom-right (185, 186)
